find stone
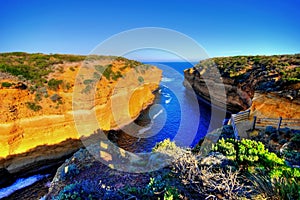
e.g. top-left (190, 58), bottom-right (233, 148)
top-left (265, 126), bottom-right (276, 134)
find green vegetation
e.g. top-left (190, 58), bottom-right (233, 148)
top-left (83, 79), bottom-right (94, 85)
top-left (195, 54), bottom-right (300, 85)
top-left (138, 76), bottom-right (144, 83)
top-left (148, 138), bottom-right (300, 199)
top-left (48, 78), bottom-right (63, 91)
top-left (1, 82), bottom-right (13, 88)
top-left (25, 102), bottom-right (42, 111)
top-left (121, 176), bottom-right (180, 200)
top-left (60, 164), bottom-right (80, 181)
top-left (0, 52), bottom-right (85, 85)
top-left (212, 138), bottom-right (300, 179)
top-left (54, 181), bottom-right (101, 200)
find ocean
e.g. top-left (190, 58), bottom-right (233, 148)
top-left (111, 62), bottom-right (227, 152)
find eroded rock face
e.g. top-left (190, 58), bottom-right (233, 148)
top-left (250, 92), bottom-right (300, 119)
top-left (184, 55), bottom-right (300, 114)
top-left (183, 68), bottom-right (252, 113)
top-left (0, 56), bottom-right (162, 178)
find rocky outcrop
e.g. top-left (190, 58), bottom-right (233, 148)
top-left (250, 92), bottom-right (300, 119)
top-left (183, 68), bottom-right (252, 113)
top-left (0, 54), bottom-right (162, 183)
top-left (184, 54), bottom-right (300, 114)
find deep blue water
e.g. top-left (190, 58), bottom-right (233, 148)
top-left (110, 62), bottom-right (227, 152)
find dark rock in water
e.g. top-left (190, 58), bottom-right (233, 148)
top-left (0, 168), bottom-right (14, 188)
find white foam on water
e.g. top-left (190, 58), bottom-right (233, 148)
top-left (161, 77), bottom-right (174, 82)
top-left (152, 109), bottom-right (163, 120)
top-left (0, 174), bottom-right (48, 199)
top-left (165, 97), bottom-right (172, 104)
top-left (138, 123), bottom-right (153, 135)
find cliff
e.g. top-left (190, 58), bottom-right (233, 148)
top-left (184, 54), bottom-right (300, 114)
top-left (0, 53), bottom-right (162, 180)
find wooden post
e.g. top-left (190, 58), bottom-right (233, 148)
top-left (277, 117), bottom-right (282, 131)
top-left (252, 116), bottom-right (257, 130)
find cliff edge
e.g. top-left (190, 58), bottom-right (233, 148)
top-left (0, 53), bottom-right (162, 179)
top-left (184, 54), bottom-right (300, 115)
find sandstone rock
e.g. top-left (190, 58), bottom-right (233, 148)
top-left (0, 57), bottom-right (162, 180)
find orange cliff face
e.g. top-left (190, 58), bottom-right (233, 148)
top-left (250, 92), bottom-right (300, 119)
top-left (0, 58), bottom-right (162, 159)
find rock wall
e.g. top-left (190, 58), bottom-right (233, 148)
top-left (0, 58), bottom-right (162, 178)
top-left (184, 55), bottom-right (300, 114)
top-left (183, 68), bottom-right (252, 113)
top-left (250, 92), bottom-right (300, 119)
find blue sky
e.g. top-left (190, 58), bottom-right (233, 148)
top-left (0, 0), bottom-right (299, 60)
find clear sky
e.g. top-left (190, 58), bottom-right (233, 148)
top-left (1, 0), bottom-right (299, 60)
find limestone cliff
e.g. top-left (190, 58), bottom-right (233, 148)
top-left (184, 54), bottom-right (300, 114)
top-left (0, 53), bottom-right (162, 178)
top-left (250, 92), bottom-right (300, 119)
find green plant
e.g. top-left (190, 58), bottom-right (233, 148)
top-left (48, 78), bottom-right (63, 91)
top-left (54, 180), bottom-right (101, 200)
top-left (274, 178), bottom-right (300, 200)
top-left (60, 164), bottom-right (80, 181)
top-left (212, 138), bottom-right (237, 160)
top-left (120, 176), bottom-right (180, 200)
top-left (153, 139), bottom-right (177, 152)
top-left (83, 79), bottom-right (94, 85)
top-left (1, 82), bottom-right (13, 88)
top-left (25, 102), bottom-right (42, 111)
top-left (102, 64), bottom-right (113, 80)
top-left (138, 76), bottom-right (144, 83)
top-left (82, 85), bottom-right (92, 94)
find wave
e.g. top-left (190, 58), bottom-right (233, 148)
top-left (0, 174), bottom-right (48, 199)
top-left (161, 77), bottom-right (174, 82)
top-left (165, 97), bottom-right (172, 104)
top-left (138, 123), bottom-right (153, 135)
top-left (152, 109), bottom-right (163, 120)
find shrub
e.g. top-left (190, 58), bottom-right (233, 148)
top-left (25, 102), bottom-right (42, 111)
top-left (94, 65), bottom-right (105, 73)
top-left (102, 64), bottom-right (113, 80)
top-left (212, 138), bottom-right (285, 167)
top-left (1, 82), bottom-right (12, 88)
top-left (48, 78), bottom-right (63, 91)
top-left (138, 76), bottom-right (144, 83)
top-left (121, 176), bottom-right (180, 200)
top-left (50, 94), bottom-right (62, 102)
top-left (54, 180), bottom-right (101, 200)
top-left (83, 79), bottom-right (94, 85)
top-left (60, 164), bottom-right (80, 181)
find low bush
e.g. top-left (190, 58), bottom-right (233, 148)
top-left (48, 78), bottom-right (63, 91)
top-left (1, 82), bottom-right (13, 88)
top-left (54, 180), bottom-right (101, 200)
top-left (25, 102), bottom-right (42, 111)
top-left (60, 164), bottom-right (80, 181)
